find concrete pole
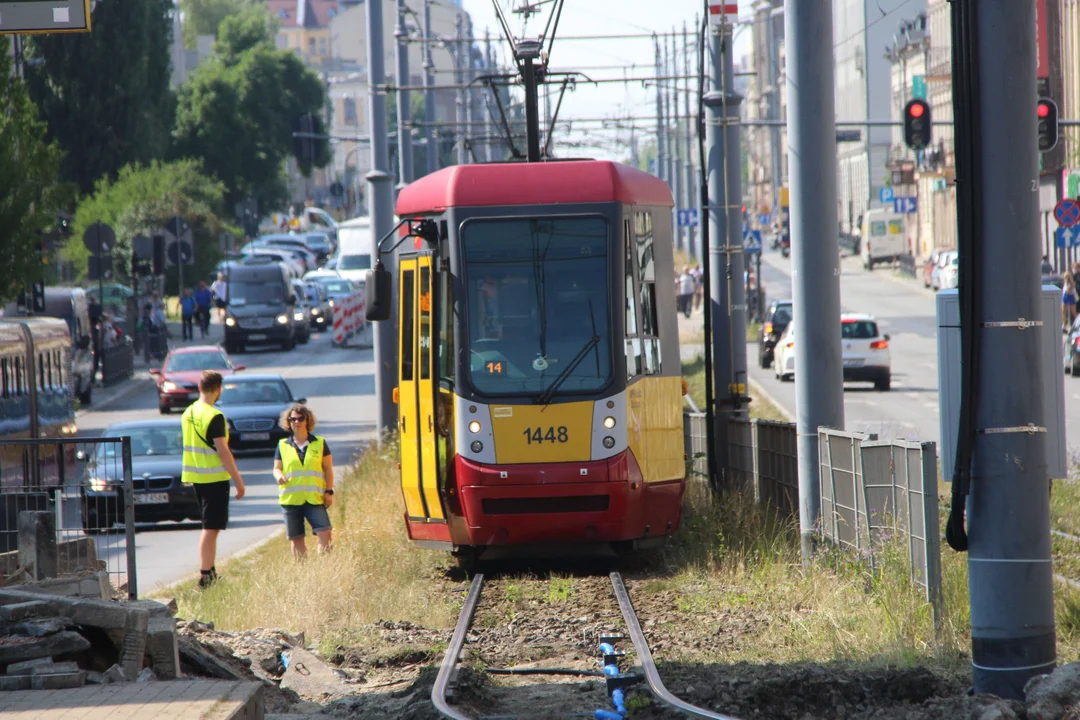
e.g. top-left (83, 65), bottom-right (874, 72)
top-left (654, 37), bottom-right (666, 182)
top-left (670, 29), bottom-right (683, 254)
top-left (465, 17), bottom-right (476, 163)
top-left (704, 10), bottom-right (750, 488)
top-left (784, 0), bottom-right (844, 563)
top-left (768, 6), bottom-right (783, 225)
top-left (455, 16), bottom-right (466, 165)
top-left (484, 30), bottom-right (494, 163)
top-left (367, 0), bottom-right (398, 435)
top-left (963, 1), bottom-right (1055, 699)
top-left (693, 15), bottom-right (704, 261)
top-left (665, 33), bottom-right (676, 195)
top-left (683, 21), bottom-right (696, 260)
top-left (395, 0), bottom-right (414, 187)
top-left (423, 0), bottom-right (437, 174)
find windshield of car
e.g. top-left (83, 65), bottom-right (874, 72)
top-left (165, 351), bottom-right (230, 372)
top-left (771, 304), bottom-right (792, 325)
top-left (463, 216), bottom-right (611, 397)
top-left (338, 254), bottom-right (370, 271)
top-left (218, 380), bottom-right (291, 404)
top-left (304, 234), bottom-right (330, 248)
top-left (229, 282), bottom-right (285, 305)
top-left (841, 320), bottom-right (879, 340)
top-left (319, 280), bottom-right (352, 294)
top-left (98, 427), bottom-right (183, 458)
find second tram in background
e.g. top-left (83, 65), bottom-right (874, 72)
top-left (368, 159), bottom-right (686, 560)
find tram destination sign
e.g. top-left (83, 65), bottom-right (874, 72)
top-left (0, 1), bottom-right (92, 35)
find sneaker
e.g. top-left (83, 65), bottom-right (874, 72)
top-left (197, 567), bottom-right (219, 589)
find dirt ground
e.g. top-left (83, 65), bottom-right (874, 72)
top-left (175, 568), bottom-right (1044, 720)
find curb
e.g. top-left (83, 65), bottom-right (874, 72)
top-left (75, 376), bottom-right (154, 419)
top-left (144, 527), bottom-right (287, 599)
top-left (748, 377), bottom-right (795, 423)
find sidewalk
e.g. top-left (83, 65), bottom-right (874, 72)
top-left (0, 679), bottom-right (263, 719)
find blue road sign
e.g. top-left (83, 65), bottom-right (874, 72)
top-left (893, 196), bottom-right (917, 214)
top-left (1055, 198), bottom-right (1080, 227)
top-left (743, 228), bottom-right (762, 253)
top-left (677, 209), bottom-right (699, 228)
top-left (1056, 227), bottom-right (1080, 249)
top-left (758, 213), bottom-right (771, 226)
top-left (879, 187), bottom-right (894, 204)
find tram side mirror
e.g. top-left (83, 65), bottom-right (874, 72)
top-left (365, 266), bottom-right (392, 322)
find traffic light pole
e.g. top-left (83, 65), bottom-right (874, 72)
top-left (785, 0), bottom-right (844, 564)
top-left (951, 0), bottom-right (1056, 699)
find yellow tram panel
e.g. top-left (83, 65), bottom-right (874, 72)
top-left (491, 401), bottom-right (594, 465)
top-left (627, 376), bottom-right (685, 483)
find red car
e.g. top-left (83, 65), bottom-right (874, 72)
top-left (151, 345), bottom-right (245, 414)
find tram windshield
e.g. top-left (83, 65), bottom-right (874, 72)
top-left (463, 216), bottom-right (611, 397)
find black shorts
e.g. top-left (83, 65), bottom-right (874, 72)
top-left (215, 299), bottom-right (227, 309)
top-left (193, 481), bottom-right (230, 530)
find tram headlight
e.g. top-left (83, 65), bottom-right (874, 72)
top-left (470, 440), bottom-right (483, 453)
top-left (602, 436), bottom-right (616, 449)
top-left (603, 416), bottom-right (616, 429)
top-left (468, 421), bottom-right (482, 433)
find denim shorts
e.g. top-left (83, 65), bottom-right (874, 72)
top-left (281, 503), bottom-right (332, 540)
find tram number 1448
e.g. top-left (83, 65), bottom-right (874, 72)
top-left (523, 426), bottom-right (569, 444)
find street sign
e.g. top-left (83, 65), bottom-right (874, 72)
top-left (82, 222), bottom-right (115, 255)
top-left (166, 240), bottom-right (194, 266)
top-left (758, 213), bottom-right (771, 226)
top-left (677, 209), bottom-right (699, 228)
top-left (743, 228), bottom-right (762, 253)
top-left (1054, 198), bottom-right (1080, 228)
top-left (879, 187), bottom-right (895, 204)
top-left (132, 234), bottom-right (152, 260)
top-left (893, 196), bottom-right (918, 214)
top-left (1056, 227), bottom-right (1080, 249)
top-left (708, 3), bottom-right (738, 24)
top-left (163, 217), bottom-right (194, 267)
top-left (836, 129), bottom-right (862, 143)
top-left (88, 254), bottom-right (113, 282)
top-left (0, 1), bottom-right (92, 35)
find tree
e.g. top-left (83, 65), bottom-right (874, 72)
top-left (179, 0), bottom-right (254, 48)
top-left (66, 160), bottom-right (232, 292)
top-left (23, 0), bottom-right (175, 196)
top-left (173, 8), bottom-right (329, 210)
top-left (0, 52), bottom-right (69, 307)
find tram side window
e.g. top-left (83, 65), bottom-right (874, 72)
top-left (634, 211), bottom-right (662, 375)
top-left (624, 219), bottom-right (643, 380)
top-left (437, 269), bottom-right (454, 385)
top-left (419, 266), bottom-right (432, 381)
top-left (1, 358), bottom-right (9, 399)
top-left (401, 270), bottom-right (416, 381)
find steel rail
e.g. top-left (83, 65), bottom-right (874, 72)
top-left (432, 573), bottom-right (485, 720)
top-left (610, 572), bottom-right (741, 720)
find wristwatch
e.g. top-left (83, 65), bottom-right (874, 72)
top-left (324, 489), bottom-right (334, 495)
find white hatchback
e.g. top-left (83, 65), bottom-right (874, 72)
top-left (772, 313), bottom-right (892, 391)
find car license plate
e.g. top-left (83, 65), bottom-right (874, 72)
top-left (135, 493), bottom-right (169, 504)
top-left (843, 358), bottom-right (864, 368)
top-left (248, 334), bottom-right (266, 341)
top-left (240, 432), bottom-right (270, 441)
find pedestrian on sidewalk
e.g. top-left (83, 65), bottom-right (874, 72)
top-left (272, 403), bottom-right (334, 560)
top-left (181, 371), bottom-right (246, 589)
top-left (179, 288), bottom-right (196, 341)
top-left (210, 272), bottom-right (228, 324)
top-left (194, 281), bottom-right (213, 338)
top-left (677, 266), bottom-right (695, 319)
top-left (1041, 255), bottom-right (1053, 275)
top-left (691, 263), bottom-right (704, 311)
top-left (1063, 272), bottom-right (1077, 332)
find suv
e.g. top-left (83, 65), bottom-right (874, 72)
top-left (758, 299), bottom-right (792, 368)
top-left (222, 259), bottom-right (299, 353)
top-left (840, 313), bottom-right (891, 391)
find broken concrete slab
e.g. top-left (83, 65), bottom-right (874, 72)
top-left (19, 510), bottom-right (58, 581)
top-left (147, 616), bottom-right (181, 679)
top-left (7, 616), bottom-right (70, 637)
top-left (127, 598), bottom-right (175, 618)
top-left (114, 602), bottom-right (149, 677)
top-left (136, 667), bottom-right (158, 683)
top-left (0, 675), bottom-right (31, 691)
top-left (0, 630), bottom-right (90, 664)
top-left (6, 656), bottom-right (56, 674)
top-left (0, 600), bottom-right (52, 621)
top-left (102, 664), bottom-right (129, 684)
top-left (281, 647), bottom-right (350, 699)
top-left (86, 670), bottom-right (105, 684)
top-left (178, 635), bottom-right (253, 681)
top-left (6, 572), bottom-right (110, 600)
top-left (30, 670), bottom-right (87, 690)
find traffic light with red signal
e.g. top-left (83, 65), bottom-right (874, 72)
top-left (903, 99), bottom-right (931, 151)
top-left (1037, 97), bottom-right (1058, 152)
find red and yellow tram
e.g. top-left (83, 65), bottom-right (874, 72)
top-left (372, 159), bottom-right (686, 557)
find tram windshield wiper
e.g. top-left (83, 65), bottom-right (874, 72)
top-left (534, 334), bottom-right (601, 405)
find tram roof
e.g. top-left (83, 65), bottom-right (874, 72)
top-left (395, 160), bottom-right (674, 216)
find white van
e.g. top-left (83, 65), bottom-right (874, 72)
top-left (860, 209), bottom-right (908, 270)
top-left (334, 217), bottom-right (374, 286)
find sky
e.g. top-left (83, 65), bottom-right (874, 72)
top-left (456, 0), bottom-right (751, 162)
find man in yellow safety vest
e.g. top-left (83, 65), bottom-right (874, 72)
top-left (273, 403), bottom-right (334, 559)
top-left (182, 370), bottom-right (246, 588)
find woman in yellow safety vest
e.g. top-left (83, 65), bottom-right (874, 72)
top-left (272, 403), bottom-right (335, 559)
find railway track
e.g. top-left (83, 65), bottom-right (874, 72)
top-left (432, 571), bottom-right (740, 720)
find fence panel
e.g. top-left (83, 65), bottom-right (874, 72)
top-left (0, 437), bottom-right (137, 598)
top-left (683, 412), bottom-right (708, 482)
top-left (752, 419), bottom-right (799, 516)
top-left (726, 419), bottom-right (755, 494)
top-left (818, 428), bottom-right (870, 552)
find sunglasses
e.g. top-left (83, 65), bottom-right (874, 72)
top-left (288, 416), bottom-right (305, 424)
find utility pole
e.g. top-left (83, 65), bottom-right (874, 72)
top-left (951, 0), bottom-right (1056, 699)
top-left (423, 0), bottom-right (437, 175)
top-left (395, 0), bottom-right (414, 188)
top-left (367, 0), bottom-right (398, 435)
top-left (654, 36), bottom-right (665, 182)
top-left (484, 31), bottom-right (495, 162)
top-left (693, 13), bottom-right (704, 262)
top-left (785, 0), bottom-right (844, 563)
top-left (768, 5), bottom-right (784, 224)
top-left (465, 17), bottom-right (477, 162)
top-left (683, 20), bottom-right (696, 260)
top-left (704, 6), bottom-right (749, 489)
top-left (455, 15), bottom-right (466, 165)
top-left (669, 29), bottom-right (683, 254)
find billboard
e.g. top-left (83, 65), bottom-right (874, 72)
top-left (0, 1), bottom-right (91, 35)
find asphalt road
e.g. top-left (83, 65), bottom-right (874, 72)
top-left (75, 325), bottom-right (377, 594)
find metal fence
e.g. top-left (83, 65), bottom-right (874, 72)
top-left (0, 437), bottom-right (137, 598)
top-left (101, 338), bottom-right (135, 386)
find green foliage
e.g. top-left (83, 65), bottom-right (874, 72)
top-left (23, 0), bottom-right (175, 196)
top-left (180, 0), bottom-right (256, 48)
top-left (172, 8), bottom-right (329, 210)
top-left (0, 52), bottom-right (69, 307)
top-left (67, 160), bottom-right (230, 291)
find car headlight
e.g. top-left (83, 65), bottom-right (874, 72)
top-left (277, 314), bottom-right (289, 324)
top-left (311, 308), bottom-right (321, 315)
top-left (225, 317), bottom-right (236, 327)
top-left (88, 477), bottom-right (112, 492)
top-left (293, 312), bottom-right (305, 321)
top-left (162, 381), bottom-right (179, 391)
top-left (328, 299), bottom-right (336, 308)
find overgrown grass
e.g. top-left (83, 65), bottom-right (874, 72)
top-left (681, 355), bottom-right (787, 422)
top-left (161, 435), bottom-right (459, 654)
